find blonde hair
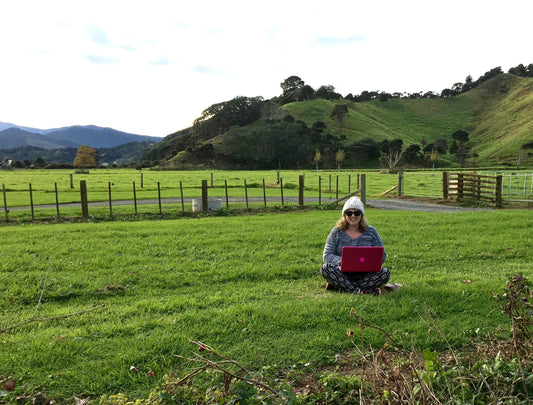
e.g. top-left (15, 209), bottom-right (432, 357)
top-left (336, 214), bottom-right (368, 232)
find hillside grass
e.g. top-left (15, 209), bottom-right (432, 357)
top-left (470, 75), bottom-right (533, 162)
top-left (282, 74), bottom-right (533, 166)
top-left (1, 208), bottom-right (531, 403)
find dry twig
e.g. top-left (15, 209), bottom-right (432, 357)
top-left (0, 304), bottom-right (105, 334)
top-left (0, 254), bottom-right (40, 283)
top-left (168, 339), bottom-right (284, 400)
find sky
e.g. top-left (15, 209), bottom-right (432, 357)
top-left (1, 0), bottom-right (531, 138)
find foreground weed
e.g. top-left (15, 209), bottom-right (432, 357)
top-left (150, 275), bottom-right (533, 404)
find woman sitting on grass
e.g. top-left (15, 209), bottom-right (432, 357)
top-left (321, 196), bottom-right (391, 295)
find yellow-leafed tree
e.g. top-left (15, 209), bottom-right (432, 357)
top-left (73, 145), bottom-right (97, 168)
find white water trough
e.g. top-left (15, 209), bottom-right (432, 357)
top-left (191, 198), bottom-right (223, 212)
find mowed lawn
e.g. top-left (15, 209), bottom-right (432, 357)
top-left (0, 208), bottom-right (531, 402)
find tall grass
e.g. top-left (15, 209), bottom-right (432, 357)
top-left (1, 208), bottom-right (531, 402)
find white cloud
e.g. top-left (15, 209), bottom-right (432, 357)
top-left (0, 0), bottom-right (532, 138)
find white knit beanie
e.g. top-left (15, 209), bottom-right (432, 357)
top-left (342, 196), bottom-right (365, 216)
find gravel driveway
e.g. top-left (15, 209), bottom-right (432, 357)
top-left (366, 198), bottom-right (491, 213)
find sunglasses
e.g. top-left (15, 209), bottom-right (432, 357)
top-left (345, 210), bottom-right (362, 217)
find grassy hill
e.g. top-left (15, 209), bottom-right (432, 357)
top-left (149, 73), bottom-right (533, 168)
top-left (282, 74), bottom-right (533, 166)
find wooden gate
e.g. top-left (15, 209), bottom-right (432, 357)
top-left (443, 172), bottom-right (502, 207)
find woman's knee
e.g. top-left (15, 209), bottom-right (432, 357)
top-left (381, 267), bottom-right (391, 283)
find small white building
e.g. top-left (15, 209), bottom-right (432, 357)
top-left (1, 158), bottom-right (13, 167)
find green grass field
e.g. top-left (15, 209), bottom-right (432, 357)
top-left (1, 206), bottom-right (531, 403)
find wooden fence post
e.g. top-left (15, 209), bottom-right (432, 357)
top-left (280, 178), bottom-right (284, 206)
top-left (157, 181), bottom-right (162, 214)
top-left (2, 184), bottom-right (8, 221)
top-left (80, 180), bottom-right (89, 218)
top-left (108, 182), bottom-right (113, 216)
top-left (348, 175), bottom-right (351, 194)
top-left (360, 174), bottom-right (367, 204)
top-left (54, 182), bottom-right (60, 217)
top-left (180, 181), bottom-right (185, 213)
top-left (442, 172), bottom-right (449, 202)
top-left (224, 180), bottom-right (229, 209)
top-left (201, 180), bottom-right (208, 212)
top-left (133, 181), bottom-right (138, 214)
top-left (141, 172), bottom-right (144, 188)
top-left (70, 173), bottom-right (74, 189)
top-left (335, 176), bottom-right (339, 200)
top-left (495, 175), bottom-right (503, 208)
top-left (318, 176), bottom-right (322, 205)
top-left (244, 179), bottom-right (249, 210)
top-left (262, 179), bottom-right (267, 207)
top-left (397, 170), bottom-right (403, 197)
top-left (29, 183), bottom-right (35, 220)
top-left (211, 172), bottom-right (214, 188)
top-left (299, 175), bottom-right (305, 207)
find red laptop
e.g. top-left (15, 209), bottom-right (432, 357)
top-left (340, 246), bottom-right (384, 273)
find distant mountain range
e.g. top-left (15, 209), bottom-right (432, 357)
top-left (0, 122), bottom-right (161, 165)
top-left (0, 122), bottom-right (160, 149)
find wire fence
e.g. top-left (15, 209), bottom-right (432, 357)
top-left (1, 173), bottom-right (368, 222)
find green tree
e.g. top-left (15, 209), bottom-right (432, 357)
top-left (260, 101), bottom-right (281, 120)
top-left (455, 145), bottom-right (471, 167)
top-left (316, 85), bottom-right (341, 100)
top-left (352, 137), bottom-right (380, 167)
top-left (433, 139), bottom-right (448, 154)
top-left (517, 141), bottom-right (533, 168)
top-left (310, 121), bottom-right (327, 146)
top-left (429, 148), bottom-right (440, 168)
top-left (449, 140), bottom-right (459, 155)
top-left (451, 130), bottom-right (471, 166)
top-left (314, 149), bottom-right (321, 171)
top-left (34, 156), bottom-right (46, 168)
top-left (280, 76), bottom-right (305, 96)
top-left (330, 104), bottom-right (348, 123)
top-left (192, 96), bottom-right (263, 142)
top-left (403, 144), bottom-right (421, 165)
top-left (335, 149), bottom-right (345, 171)
top-left (293, 85), bottom-right (315, 101)
top-left (452, 130), bottom-right (469, 145)
top-left (221, 121), bottom-right (312, 169)
top-left (73, 145), bottom-right (97, 168)
top-left (379, 139), bottom-right (403, 170)
top-left (379, 92), bottom-right (390, 102)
